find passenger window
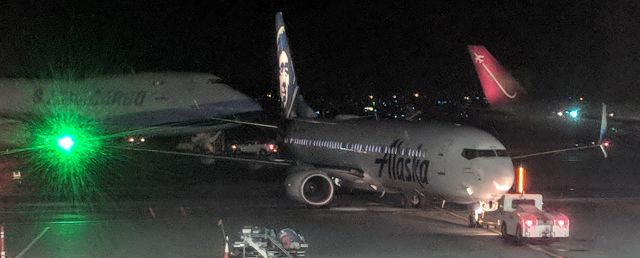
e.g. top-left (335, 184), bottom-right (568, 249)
top-left (496, 149), bottom-right (508, 157)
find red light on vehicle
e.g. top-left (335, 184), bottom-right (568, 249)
top-left (525, 219), bottom-right (534, 227)
top-left (520, 214), bottom-right (537, 229)
top-left (602, 140), bottom-right (611, 148)
top-left (268, 144), bottom-right (275, 150)
top-left (554, 214), bottom-right (570, 228)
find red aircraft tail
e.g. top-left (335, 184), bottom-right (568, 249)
top-left (467, 45), bottom-right (523, 107)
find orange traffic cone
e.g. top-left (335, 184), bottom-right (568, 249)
top-left (223, 235), bottom-right (229, 258)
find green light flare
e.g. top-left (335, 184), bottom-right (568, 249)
top-left (31, 110), bottom-right (105, 174)
top-left (22, 107), bottom-right (114, 201)
top-left (57, 135), bottom-right (75, 151)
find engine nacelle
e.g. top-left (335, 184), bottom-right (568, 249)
top-left (285, 169), bottom-right (334, 207)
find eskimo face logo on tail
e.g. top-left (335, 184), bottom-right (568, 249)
top-left (375, 140), bottom-right (430, 188)
top-left (277, 25), bottom-right (292, 109)
top-left (472, 50), bottom-right (517, 99)
top-left (278, 51), bottom-right (290, 107)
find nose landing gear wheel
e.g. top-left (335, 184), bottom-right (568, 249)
top-left (468, 214), bottom-right (480, 228)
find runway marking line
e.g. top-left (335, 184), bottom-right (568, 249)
top-left (15, 226), bottom-right (50, 258)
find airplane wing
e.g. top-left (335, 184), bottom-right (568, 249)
top-left (511, 103), bottom-right (609, 159)
top-left (110, 145), bottom-right (294, 166)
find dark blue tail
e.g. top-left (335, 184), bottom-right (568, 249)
top-left (276, 12), bottom-right (315, 119)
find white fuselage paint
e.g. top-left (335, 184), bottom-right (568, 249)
top-left (284, 120), bottom-right (515, 205)
top-left (0, 72), bottom-right (260, 146)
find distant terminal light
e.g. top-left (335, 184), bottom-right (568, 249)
top-left (364, 106), bottom-right (374, 112)
top-left (608, 112), bottom-right (615, 118)
top-left (579, 97), bottom-right (584, 101)
top-left (266, 92), bottom-right (273, 98)
top-left (392, 95), bottom-right (397, 99)
top-left (463, 96), bottom-right (470, 101)
top-left (557, 111), bottom-right (564, 117)
top-left (413, 92), bottom-right (420, 98)
top-left (568, 109), bottom-right (579, 119)
top-left (368, 95), bottom-right (374, 100)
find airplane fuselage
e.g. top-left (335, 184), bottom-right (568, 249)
top-left (0, 72), bottom-right (261, 146)
top-left (283, 119), bottom-right (515, 204)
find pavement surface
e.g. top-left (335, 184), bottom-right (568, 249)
top-left (0, 137), bottom-right (638, 258)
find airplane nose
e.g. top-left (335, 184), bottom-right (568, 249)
top-left (470, 158), bottom-right (514, 201)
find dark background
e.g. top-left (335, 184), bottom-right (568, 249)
top-left (0, 1), bottom-right (638, 102)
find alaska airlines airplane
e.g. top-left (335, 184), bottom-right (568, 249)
top-left (274, 13), bottom-right (514, 220)
top-left (0, 72), bottom-right (261, 157)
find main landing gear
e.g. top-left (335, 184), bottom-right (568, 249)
top-left (400, 193), bottom-right (423, 208)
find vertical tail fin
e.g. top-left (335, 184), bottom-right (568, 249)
top-left (276, 12), bottom-right (315, 120)
top-left (467, 45), bottom-right (523, 107)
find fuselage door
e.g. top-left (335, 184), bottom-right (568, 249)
top-left (435, 139), bottom-right (453, 175)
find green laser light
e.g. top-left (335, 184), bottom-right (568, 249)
top-left (57, 136), bottom-right (75, 151)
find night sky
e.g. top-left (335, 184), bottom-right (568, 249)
top-left (1, 1), bottom-right (639, 102)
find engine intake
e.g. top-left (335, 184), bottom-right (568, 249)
top-left (285, 170), bottom-right (334, 207)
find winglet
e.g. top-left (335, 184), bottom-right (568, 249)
top-left (467, 45), bottom-right (523, 107)
top-left (598, 102), bottom-right (608, 158)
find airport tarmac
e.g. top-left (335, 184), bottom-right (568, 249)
top-left (0, 142), bottom-right (639, 258)
top-left (0, 186), bottom-right (544, 258)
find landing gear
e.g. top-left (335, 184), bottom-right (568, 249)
top-left (400, 194), bottom-right (423, 208)
top-left (468, 203), bottom-right (484, 228)
top-left (468, 214), bottom-right (481, 228)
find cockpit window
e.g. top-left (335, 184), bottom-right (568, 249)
top-left (477, 150), bottom-right (495, 157)
top-left (461, 149), bottom-right (509, 160)
top-left (461, 149), bottom-right (477, 159)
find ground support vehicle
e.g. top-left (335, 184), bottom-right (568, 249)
top-left (496, 194), bottom-right (570, 244)
top-left (231, 226), bottom-right (308, 258)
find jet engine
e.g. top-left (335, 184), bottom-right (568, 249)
top-left (285, 169), bottom-right (334, 207)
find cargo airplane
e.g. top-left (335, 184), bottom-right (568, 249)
top-left (0, 72), bottom-right (261, 168)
